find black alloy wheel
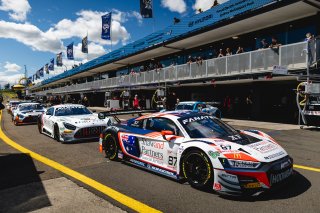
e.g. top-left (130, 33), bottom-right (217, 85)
top-left (104, 133), bottom-right (119, 161)
top-left (182, 150), bottom-right (213, 189)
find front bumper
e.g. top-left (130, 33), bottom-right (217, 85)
top-left (213, 156), bottom-right (294, 196)
top-left (60, 125), bottom-right (107, 142)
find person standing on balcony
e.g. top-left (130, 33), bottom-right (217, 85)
top-left (269, 37), bottom-right (281, 49)
top-left (226, 48), bottom-right (232, 56)
top-left (187, 55), bottom-right (194, 64)
top-left (218, 49), bottom-right (224, 57)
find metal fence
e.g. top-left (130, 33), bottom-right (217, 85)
top-left (32, 41), bottom-right (309, 95)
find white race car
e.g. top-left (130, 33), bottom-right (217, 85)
top-left (13, 102), bottom-right (46, 125)
top-left (38, 104), bottom-right (114, 143)
top-left (99, 111), bottom-right (293, 196)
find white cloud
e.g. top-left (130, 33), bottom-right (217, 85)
top-left (0, 62), bottom-right (24, 86)
top-left (193, 0), bottom-right (229, 12)
top-left (0, 0), bottom-right (31, 22)
top-left (74, 42), bottom-right (107, 61)
top-left (0, 20), bottom-right (64, 52)
top-left (3, 61), bottom-right (21, 72)
top-left (161, 0), bottom-right (187, 14)
top-left (46, 9), bottom-right (131, 46)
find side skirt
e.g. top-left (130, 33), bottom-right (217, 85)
top-left (124, 156), bottom-right (180, 180)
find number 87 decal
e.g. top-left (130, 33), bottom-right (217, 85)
top-left (168, 156), bottom-right (177, 166)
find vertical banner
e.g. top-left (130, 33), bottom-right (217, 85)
top-left (82, 36), bottom-right (88, 53)
top-left (56, 52), bottom-right (63, 66)
top-left (32, 74), bottom-right (36, 82)
top-left (28, 76), bottom-right (32, 85)
top-left (140, 0), bottom-right (153, 18)
top-left (67, 42), bottom-right (74, 60)
top-left (36, 70), bottom-right (40, 79)
top-left (101, 13), bottom-right (111, 40)
top-left (49, 58), bottom-right (54, 71)
top-left (39, 67), bottom-right (44, 77)
top-left (44, 63), bottom-right (49, 74)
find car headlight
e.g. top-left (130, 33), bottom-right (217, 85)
top-left (63, 122), bottom-right (77, 130)
top-left (220, 158), bottom-right (261, 169)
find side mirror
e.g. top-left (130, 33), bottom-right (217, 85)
top-left (98, 112), bottom-right (105, 119)
top-left (161, 130), bottom-right (174, 140)
top-left (161, 130), bottom-right (174, 136)
top-left (92, 110), bottom-right (97, 113)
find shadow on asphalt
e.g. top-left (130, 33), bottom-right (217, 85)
top-left (122, 161), bottom-right (311, 201)
top-left (217, 171), bottom-right (311, 201)
top-left (0, 153), bottom-right (51, 212)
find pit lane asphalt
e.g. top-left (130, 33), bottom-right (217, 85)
top-left (1, 112), bottom-right (320, 213)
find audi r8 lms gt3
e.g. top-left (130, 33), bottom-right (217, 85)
top-left (13, 102), bottom-right (46, 125)
top-left (175, 101), bottom-right (221, 118)
top-left (99, 111), bottom-right (293, 196)
top-left (38, 104), bottom-right (115, 143)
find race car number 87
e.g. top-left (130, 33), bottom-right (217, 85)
top-left (168, 156), bottom-right (177, 166)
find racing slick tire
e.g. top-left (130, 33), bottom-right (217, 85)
top-left (54, 124), bottom-right (62, 143)
top-left (104, 132), bottom-right (119, 161)
top-left (181, 149), bottom-right (214, 190)
top-left (37, 116), bottom-right (43, 134)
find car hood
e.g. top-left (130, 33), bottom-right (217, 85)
top-left (20, 110), bottom-right (45, 116)
top-left (57, 114), bottom-right (108, 127)
top-left (184, 130), bottom-right (288, 163)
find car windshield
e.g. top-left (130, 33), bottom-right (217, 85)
top-left (19, 104), bottom-right (44, 111)
top-left (55, 106), bottom-right (92, 116)
top-left (179, 115), bottom-right (238, 139)
top-left (176, 104), bottom-right (194, 110)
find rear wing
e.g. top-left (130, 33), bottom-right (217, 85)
top-left (98, 109), bottom-right (157, 123)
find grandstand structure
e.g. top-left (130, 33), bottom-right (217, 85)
top-left (29, 0), bottom-right (320, 123)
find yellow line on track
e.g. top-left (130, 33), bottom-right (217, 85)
top-left (293, 164), bottom-right (320, 173)
top-left (0, 111), bottom-right (161, 213)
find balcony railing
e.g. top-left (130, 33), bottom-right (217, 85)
top-left (32, 41), bottom-right (309, 96)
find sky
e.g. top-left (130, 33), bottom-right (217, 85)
top-left (0, 0), bottom-right (228, 87)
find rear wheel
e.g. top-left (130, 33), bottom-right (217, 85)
top-left (104, 133), bottom-right (119, 161)
top-left (54, 124), bottom-right (61, 142)
top-left (182, 150), bottom-right (213, 189)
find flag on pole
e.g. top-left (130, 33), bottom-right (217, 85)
top-left (67, 42), bottom-right (74, 60)
top-left (49, 58), bottom-right (54, 71)
top-left (36, 70), bottom-right (40, 79)
top-left (82, 36), bottom-right (88, 53)
top-left (101, 13), bottom-right (111, 40)
top-left (39, 67), bottom-right (44, 77)
top-left (44, 63), bottom-right (49, 74)
top-left (56, 52), bottom-right (63, 66)
top-left (28, 76), bottom-right (32, 85)
top-left (140, 0), bottom-right (153, 18)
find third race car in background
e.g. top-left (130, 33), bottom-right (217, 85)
top-left (175, 101), bottom-right (221, 118)
top-left (13, 102), bottom-right (46, 125)
top-left (99, 111), bottom-right (293, 196)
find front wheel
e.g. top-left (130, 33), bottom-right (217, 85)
top-left (54, 124), bottom-right (61, 142)
top-left (182, 150), bottom-right (213, 190)
top-left (37, 116), bottom-right (43, 134)
top-left (104, 133), bottom-right (119, 161)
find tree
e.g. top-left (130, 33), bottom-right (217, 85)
top-left (4, 83), bottom-right (10, 90)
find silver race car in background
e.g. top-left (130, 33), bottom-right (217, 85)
top-left (38, 104), bottom-right (115, 143)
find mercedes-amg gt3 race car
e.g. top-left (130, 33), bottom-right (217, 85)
top-left (38, 104), bottom-right (115, 143)
top-left (13, 102), bottom-right (46, 125)
top-left (99, 111), bottom-right (293, 196)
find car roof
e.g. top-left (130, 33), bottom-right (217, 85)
top-left (178, 101), bottom-right (204, 105)
top-left (18, 102), bottom-right (40, 106)
top-left (53, 104), bottom-right (85, 108)
top-left (134, 111), bottom-right (206, 121)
